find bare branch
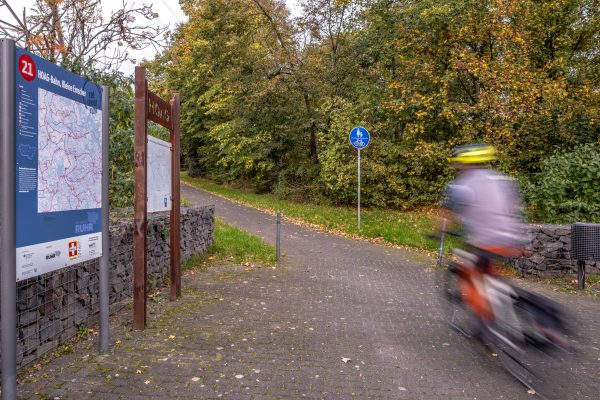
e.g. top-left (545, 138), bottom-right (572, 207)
top-left (0, 0), bottom-right (168, 74)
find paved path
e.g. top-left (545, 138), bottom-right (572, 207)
top-left (18, 184), bottom-right (599, 399)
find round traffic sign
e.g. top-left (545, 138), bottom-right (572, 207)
top-left (349, 126), bottom-right (370, 150)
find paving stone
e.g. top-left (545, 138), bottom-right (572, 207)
top-left (15, 184), bottom-right (600, 399)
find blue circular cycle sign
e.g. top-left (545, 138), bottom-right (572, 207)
top-left (349, 126), bottom-right (370, 150)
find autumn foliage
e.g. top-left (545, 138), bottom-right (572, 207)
top-left (150, 0), bottom-right (599, 221)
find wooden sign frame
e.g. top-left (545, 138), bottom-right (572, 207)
top-left (133, 66), bottom-right (181, 330)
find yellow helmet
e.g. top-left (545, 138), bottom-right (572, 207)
top-left (449, 144), bottom-right (497, 164)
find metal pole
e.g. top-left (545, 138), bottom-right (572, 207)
top-left (1, 38), bottom-right (17, 400)
top-left (99, 85), bottom-right (110, 352)
top-left (133, 67), bottom-right (148, 329)
top-left (276, 211), bottom-right (281, 261)
top-left (577, 260), bottom-right (585, 291)
top-left (437, 219), bottom-right (447, 268)
top-left (169, 93), bottom-right (181, 301)
top-left (358, 148), bottom-right (361, 231)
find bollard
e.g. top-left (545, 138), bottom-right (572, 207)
top-left (276, 211), bottom-right (281, 261)
top-left (437, 219), bottom-right (447, 268)
top-left (577, 260), bottom-right (586, 290)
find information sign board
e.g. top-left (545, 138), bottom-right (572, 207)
top-left (14, 47), bottom-right (103, 281)
top-left (147, 135), bottom-right (172, 212)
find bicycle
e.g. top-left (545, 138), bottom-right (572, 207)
top-left (438, 241), bottom-right (577, 399)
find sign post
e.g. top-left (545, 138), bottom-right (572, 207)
top-left (99, 84), bottom-right (110, 353)
top-left (1, 37), bottom-right (17, 400)
top-left (349, 126), bottom-right (370, 231)
top-left (133, 67), bottom-right (180, 330)
top-left (170, 93), bottom-right (181, 299)
top-left (1, 38), bottom-right (108, 398)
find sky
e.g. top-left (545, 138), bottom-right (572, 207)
top-left (0, 0), bottom-right (301, 76)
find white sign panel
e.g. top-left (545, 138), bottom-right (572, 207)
top-left (147, 135), bottom-right (172, 212)
top-left (17, 234), bottom-right (102, 281)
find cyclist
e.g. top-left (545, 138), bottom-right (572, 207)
top-left (440, 144), bottom-right (526, 332)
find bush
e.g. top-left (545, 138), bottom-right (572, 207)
top-left (525, 144), bottom-right (600, 223)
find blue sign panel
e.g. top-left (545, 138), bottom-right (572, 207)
top-left (15, 47), bottom-right (103, 281)
top-left (349, 126), bottom-right (370, 150)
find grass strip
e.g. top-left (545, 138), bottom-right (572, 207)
top-left (183, 218), bottom-right (275, 272)
top-left (181, 173), bottom-right (456, 253)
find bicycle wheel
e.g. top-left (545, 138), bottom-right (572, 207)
top-left (492, 298), bottom-right (577, 400)
top-left (440, 264), bottom-right (478, 338)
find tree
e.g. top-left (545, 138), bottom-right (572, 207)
top-left (149, 0), bottom-right (303, 191)
top-left (146, 0), bottom-right (599, 218)
top-left (0, 0), bottom-right (168, 73)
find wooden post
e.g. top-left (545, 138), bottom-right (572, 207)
top-left (170, 93), bottom-right (181, 300)
top-left (133, 67), bottom-right (148, 329)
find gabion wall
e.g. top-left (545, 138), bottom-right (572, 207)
top-left (518, 224), bottom-right (599, 277)
top-left (1, 205), bottom-right (214, 370)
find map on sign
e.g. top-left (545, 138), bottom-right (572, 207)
top-left (37, 88), bottom-right (102, 212)
top-left (147, 135), bottom-right (172, 213)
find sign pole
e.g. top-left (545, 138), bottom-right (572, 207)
top-left (169, 93), bottom-right (181, 301)
top-left (349, 126), bottom-right (370, 233)
top-left (358, 148), bottom-right (361, 231)
top-left (133, 67), bottom-right (148, 329)
top-left (1, 37), bottom-right (17, 400)
top-left (99, 85), bottom-right (110, 352)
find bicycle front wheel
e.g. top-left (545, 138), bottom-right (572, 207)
top-left (440, 265), bottom-right (479, 338)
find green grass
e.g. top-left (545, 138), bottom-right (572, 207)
top-left (181, 196), bottom-right (193, 207)
top-left (183, 218), bottom-right (275, 272)
top-left (181, 172), bottom-right (455, 253)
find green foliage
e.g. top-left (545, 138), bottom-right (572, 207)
top-left (526, 144), bottom-right (600, 223)
top-left (105, 75), bottom-right (135, 208)
top-left (147, 0), bottom-right (600, 221)
top-left (316, 98), bottom-right (360, 204)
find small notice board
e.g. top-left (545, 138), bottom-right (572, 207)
top-left (147, 135), bottom-right (172, 213)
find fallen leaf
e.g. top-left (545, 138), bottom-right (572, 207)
top-left (191, 377), bottom-right (200, 382)
top-left (342, 358), bottom-right (351, 363)
top-left (136, 369), bottom-right (142, 374)
top-left (144, 380), bottom-right (151, 385)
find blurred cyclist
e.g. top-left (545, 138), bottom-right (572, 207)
top-left (440, 144), bottom-right (526, 327)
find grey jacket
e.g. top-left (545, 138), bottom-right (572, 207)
top-left (444, 168), bottom-right (526, 249)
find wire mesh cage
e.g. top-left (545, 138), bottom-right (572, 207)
top-left (15, 259), bottom-right (100, 367)
top-left (571, 222), bottom-right (600, 261)
top-left (11, 240), bottom-right (134, 369)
